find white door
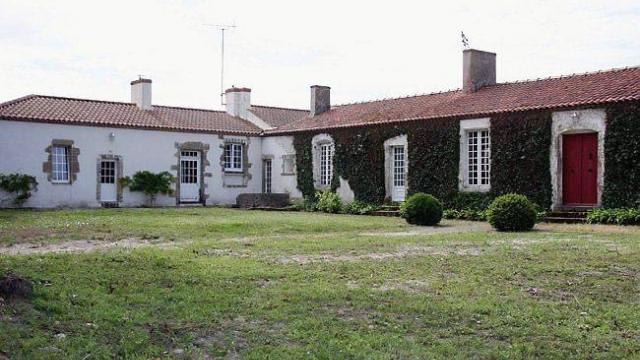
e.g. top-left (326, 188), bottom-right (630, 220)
top-left (180, 151), bottom-right (200, 202)
top-left (392, 146), bottom-right (406, 202)
top-left (99, 160), bottom-right (117, 202)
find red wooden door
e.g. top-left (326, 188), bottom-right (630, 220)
top-left (562, 133), bottom-right (598, 205)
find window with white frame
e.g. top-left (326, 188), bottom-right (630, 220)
top-left (466, 129), bottom-right (490, 186)
top-left (263, 159), bottom-right (272, 193)
top-left (459, 118), bottom-right (491, 192)
top-left (393, 146), bottom-right (406, 187)
top-left (224, 143), bottom-right (243, 172)
top-left (320, 143), bottom-right (334, 186)
top-left (51, 146), bottom-right (70, 183)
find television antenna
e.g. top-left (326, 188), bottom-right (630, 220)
top-left (204, 22), bottom-right (237, 105)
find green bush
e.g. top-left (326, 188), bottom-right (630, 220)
top-left (487, 194), bottom-right (537, 231)
top-left (0, 173), bottom-right (38, 206)
top-left (316, 191), bottom-right (342, 213)
top-left (291, 196), bottom-right (318, 212)
top-left (122, 171), bottom-right (175, 206)
top-left (586, 208), bottom-right (640, 225)
top-left (447, 192), bottom-right (493, 211)
top-left (443, 208), bottom-right (487, 221)
top-left (342, 201), bottom-right (380, 215)
top-left (401, 193), bottom-right (443, 226)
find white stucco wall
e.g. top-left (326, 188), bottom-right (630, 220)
top-left (260, 136), bottom-right (302, 199)
top-left (0, 120), bottom-right (262, 208)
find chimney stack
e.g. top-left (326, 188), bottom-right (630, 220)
top-left (131, 78), bottom-right (152, 110)
top-left (463, 49), bottom-right (496, 93)
top-left (225, 87), bottom-right (251, 119)
top-left (310, 85), bottom-right (330, 116)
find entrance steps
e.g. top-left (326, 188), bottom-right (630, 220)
top-left (543, 207), bottom-right (591, 224)
top-left (371, 205), bottom-right (401, 217)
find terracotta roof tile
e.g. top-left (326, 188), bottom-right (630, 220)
top-left (270, 66), bottom-right (640, 134)
top-left (0, 95), bottom-right (262, 135)
top-left (248, 105), bottom-right (307, 128)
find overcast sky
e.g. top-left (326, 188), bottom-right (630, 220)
top-left (1, 0), bottom-right (638, 110)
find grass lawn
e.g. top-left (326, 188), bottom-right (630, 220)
top-left (0, 208), bottom-right (639, 359)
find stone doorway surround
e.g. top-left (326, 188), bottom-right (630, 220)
top-left (172, 141), bottom-right (211, 205)
top-left (95, 154), bottom-right (123, 205)
top-left (383, 134), bottom-right (408, 201)
top-left (550, 109), bottom-right (606, 209)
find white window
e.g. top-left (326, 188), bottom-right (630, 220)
top-left (263, 159), bottom-right (272, 193)
top-left (320, 143), bottom-right (334, 186)
top-left (224, 143), bottom-right (243, 172)
top-left (180, 151), bottom-right (199, 184)
top-left (466, 130), bottom-right (490, 186)
top-left (52, 146), bottom-right (70, 183)
top-left (459, 118), bottom-right (491, 192)
top-left (393, 146), bottom-right (406, 187)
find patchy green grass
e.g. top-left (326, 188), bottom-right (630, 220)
top-left (1, 209), bottom-right (639, 358)
top-left (0, 207), bottom-right (408, 245)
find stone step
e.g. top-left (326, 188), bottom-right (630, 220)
top-left (371, 210), bottom-right (402, 217)
top-left (543, 216), bottom-right (587, 224)
top-left (547, 211), bottom-right (588, 219)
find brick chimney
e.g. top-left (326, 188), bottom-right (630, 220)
top-left (310, 85), bottom-right (330, 116)
top-left (225, 87), bottom-right (251, 119)
top-left (131, 78), bottom-right (152, 110)
top-left (463, 49), bottom-right (496, 93)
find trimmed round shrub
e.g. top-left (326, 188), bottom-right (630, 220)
top-left (487, 193), bottom-right (537, 231)
top-left (401, 193), bottom-right (443, 226)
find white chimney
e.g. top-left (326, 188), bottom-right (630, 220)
top-left (131, 78), bottom-right (152, 110)
top-left (225, 87), bottom-right (251, 119)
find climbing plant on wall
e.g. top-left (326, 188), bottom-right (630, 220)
top-left (294, 103), bottom-right (640, 210)
top-left (407, 118), bottom-right (460, 204)
top-left (490, 110), bottom-right (553, 209)
top-left (333, 125), bottom-right (406, 203)
top-left (293, 133), bottom-right (315, 199)
top-left (602, 102), bottom-right (640, 208)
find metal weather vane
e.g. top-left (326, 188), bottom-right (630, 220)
top-left (461, 31), bottom-right (470, 49)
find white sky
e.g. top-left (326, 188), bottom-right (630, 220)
top-left (1, 0), bottom-right (638, 110)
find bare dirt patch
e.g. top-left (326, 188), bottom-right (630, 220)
top-left (360, 221), bottom-right (491, 237)
top-left (374, 279), bottom-right (431, 293)
top-left (0, 238), bottom-right (176, 256)
top-left (274, 244), bottom-right (483, 265)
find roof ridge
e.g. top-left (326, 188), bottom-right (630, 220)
top-left (488, 65), bottom-right (640, 88)
top-left (0, 94), bottom-right (38, 109)
top-left (22, 94), bottom-right (137, 106)
top-left (333, 89), bottom-right (461, 108)
top-left (251, 104), bottom-right (308, 112)
top-left (153, 104), bottom-right (227, 114)
top-left (329, 65), bottom-right (640, 108)
top-left (11, 94), bottom-right (233, 114)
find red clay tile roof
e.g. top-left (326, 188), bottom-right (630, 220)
top-left (249, 105), bottom-right (307, 128)
top-left (0, 95), bottom-right (263, 135)
top-left (270, 66), bottom-right (640, 134)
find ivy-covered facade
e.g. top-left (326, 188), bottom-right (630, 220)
top-left (291, 100), bottom-right (640, 210)
top-left (276, 50), bottom-right (640, 210)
